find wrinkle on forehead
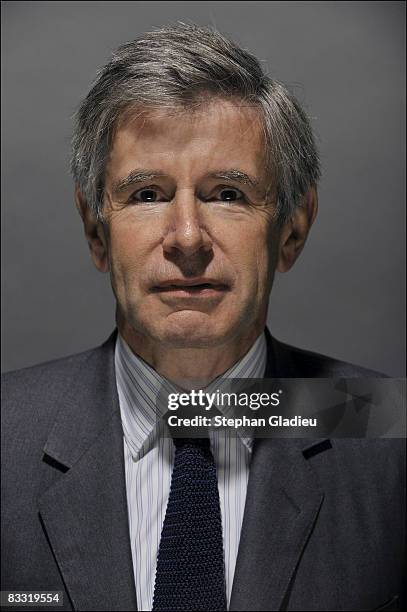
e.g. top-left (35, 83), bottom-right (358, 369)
top-left (113, 97), bottom-right (265, 147)
top-left (111, 100), bottom-right (265, 169)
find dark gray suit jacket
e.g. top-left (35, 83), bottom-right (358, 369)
top-left (1, 329), bottom-right (405, 611)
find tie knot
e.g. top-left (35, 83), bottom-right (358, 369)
top-left (173, 436), bottom-right (210, 450)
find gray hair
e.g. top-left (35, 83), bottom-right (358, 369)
top-left (70, 22), bottom-right (321, 224)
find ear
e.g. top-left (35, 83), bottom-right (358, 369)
top-left (276, 186), bottom-right (318, 273)
top-left (75, 186), bottom-right (109, 273)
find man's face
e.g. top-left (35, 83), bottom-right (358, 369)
top-left (101, 99), bottom-right (281, 349)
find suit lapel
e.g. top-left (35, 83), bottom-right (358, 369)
top-left (229, 329), bottom-right (325, 611)
top-left (38, 331), bottom-right (138, 611)
top-left (229, 438), bottom-right (324, 611)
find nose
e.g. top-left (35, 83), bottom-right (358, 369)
top-left (162, 190), bottom-right (212, 257)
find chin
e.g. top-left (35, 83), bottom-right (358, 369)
top-left (154, 310), bottom-right (235, 348)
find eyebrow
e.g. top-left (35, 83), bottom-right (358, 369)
top-left (111, 168), bottom-right (260, 195)
top-left (111, 170), bottom-right (166, 195)
top-left (208, 170), bottom-right (259, 188)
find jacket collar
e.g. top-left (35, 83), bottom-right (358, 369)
top-left (42, 326), bottom-right (302, 470)
top-left (264, 326), bottom-right (298, 378)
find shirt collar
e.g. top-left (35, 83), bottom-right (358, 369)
top-left (115, 331), bottom-right (267, 460)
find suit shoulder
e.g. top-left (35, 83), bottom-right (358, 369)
top-left (2, 346), bottom-right (96, 396)
top-left (1, 343), bottom-right (108, 435)
top-left (276, 339), bottom-right (387, 377)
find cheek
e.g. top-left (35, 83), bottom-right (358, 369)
top-left (234, 225), bottom-right (273, 288)
top-left (107, 225), bottom-right (148, 290)
top-left (258, 232), bottom-right (276, 279)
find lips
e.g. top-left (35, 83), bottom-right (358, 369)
top-left (150, 278), bottom-right (230, 302)
top-left (152, 278), bottom-right (229, 292)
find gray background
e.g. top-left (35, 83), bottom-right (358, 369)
top-left (1, 1), bottom-right (405, 375)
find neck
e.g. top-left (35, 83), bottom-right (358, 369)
top-left (117, 314), bottom-right (265, 386)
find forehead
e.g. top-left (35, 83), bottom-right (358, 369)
top-left (106, 99), bottom-right (267, 181)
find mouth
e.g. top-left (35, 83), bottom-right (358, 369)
top-left (151, 278), bottom-right (230, 298)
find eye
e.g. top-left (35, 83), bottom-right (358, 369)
top-left (213, 188), bottom-right (245, 203)
top-left (129, 188), bottom-right (167, 203)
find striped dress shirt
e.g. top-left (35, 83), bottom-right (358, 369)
top-left (115, 331), bottom-right (267, 611)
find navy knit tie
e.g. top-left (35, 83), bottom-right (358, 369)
top-left (152, 437), bottom-right (227, 611)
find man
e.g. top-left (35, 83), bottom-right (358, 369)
top-left (1, 22), bottom-right (404, 612)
